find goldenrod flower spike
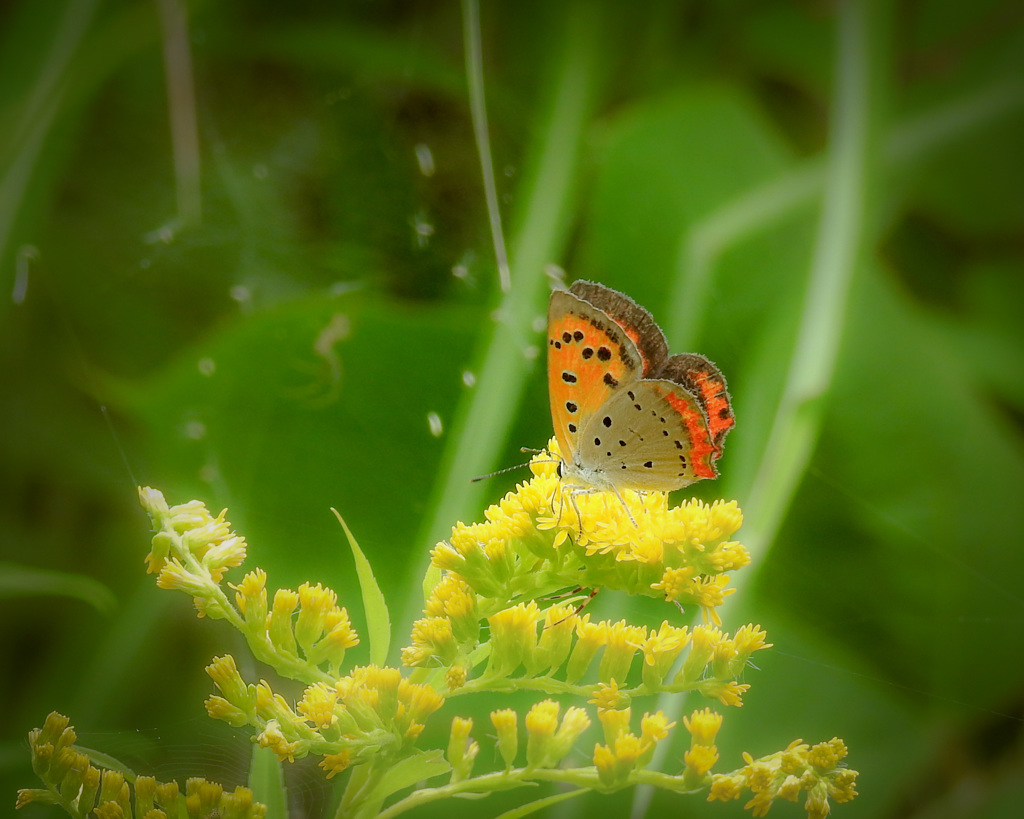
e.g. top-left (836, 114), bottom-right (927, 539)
top-left (18, 713), bottom-right (267, 818)
top-left (24, 485), bottom-right (860, 818)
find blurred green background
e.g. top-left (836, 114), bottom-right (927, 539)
top-left (2, 0), bottom-right (1023, 817)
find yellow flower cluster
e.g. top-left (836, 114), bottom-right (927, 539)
top-left (709, 738), bottom-right (858, 818)
top-left (124, 486), bottom-right (860, 818)
top-left (140, 487), bottom-right (248, 618)
top-left (405, 587), bottom-right (770, 704)
top-left (205, 655), bottom-right (445, 771)
top-left (17, 712), bottom-right (266, 818)
top-left (593, 706), bottom-right (676, 788)
top-left (427, 443), bottom-right (748, 630)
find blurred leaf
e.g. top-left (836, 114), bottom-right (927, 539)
top-left (0, 562), bottom-right (115, 614)
top-left (72, 745), bottom-right (137, 780)
top-left (248, 742), bottom-right (289, 819)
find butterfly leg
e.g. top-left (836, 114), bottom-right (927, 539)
top-left (607, 485), bottom-right (638, 527)
top-left (548, 586), bottom-right (600, 626)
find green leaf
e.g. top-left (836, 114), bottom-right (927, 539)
top-left (362, 751), bottom-right (450, 809)
top-left (492, 787), bottom-right (589, 818)
top-left (333, 509), bottom-right (391, 667)
top-left (73, 746), bottom-right (137, 781)
top-left (0, 563), bottom-right (116, 614)
top-left (248, 742), bottom-right (288, 818)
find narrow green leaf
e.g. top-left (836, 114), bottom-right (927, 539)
top-left (492, 787), bottom-right (588, 818)
top-left (0, 562), bottom-right (116, 614)
top-left (73, 746), bottom-right (137, 781)
top-left (332, 509), bottom-right (391, 666)
top-left (249, 742), bottom-right (288, 818)
top-left (363, 751), bottom-right (450, 806)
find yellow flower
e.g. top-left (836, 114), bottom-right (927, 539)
top-left (202, 534), bottom-right (247, 581)
top-left (403, 617), bottom-right (457, 667)
top-left (808, 737), bottom-right (847, 771)
top-left (706, 540), bottom-right (750, 572)
top-left (690, 575), bottom-right (735, 623)
top-left (399, 678), bottom-right (445, 722)
top-left (447, 716), bottom-right (478, 782)
top-left (321, 611), bottom-right (360, 651)
top-left (530, 603), bottom-right (577, 674)
top-left (205, 655), bottom-right (250, 708)
top-left (640, 711), bottom-right (676, 745)
top-left (205, 695), bottom-right (249, 727)
top-left (230, 569), bottom-right (268, 621)
top-left (319, 750), bottom-right (351, 779)
top-left (708, 772), bottom-right (744, 802)
top-left (701, 680), bottom-right (750, 707)
top-left (593, 741), bottom-right (617, 787)
top-left (490, 709), bottom-right (518, 768)
top-left (268, 589), bottom-right (299, 655)
top-left (680, 624), bottom-right (721, 683)
top-left (487, 602), bottom-right (540, 676)
top-left (777, 774), bottom-right (803, 802)
top-left (256, 720), bottom-right (303, 763)
top-left (634, 621), bottom-right (690, 687)
top-left (549, 706), bottom-right (591, 764)
top-left (597, 620), bottom-right (646, 684)
top-left (607, 733), bottom-right (645, 779)
top-left (710, 636), bottom-right (738, 679)
top-left (683, 708), bottom-right (723, 746)
top-left (683, 744), bottom-right (719, 777)
top-left (445, 665), bottom-right (467, 691)
top-left (829, 768), bottom-right (859, 803)
top-left (650, 566), bottom-right (696, 602)
top-left (155, 559), bottom-right (206, 596)
top-left (637, 710), bottom-right (676, 767)
top-left (589, 679), bottom-right (628, 712)
top-left (295, 582), bottom-right (337, 650)
top-left (297, 683), bottom-right (338, 731)
top-left (525, 700), bottom-right (559, 740)
top-left (524, 700), bottom-right (560, 768)
top-left (566, 617), bottom-right (607, 683)
top-left (424, 576), bottom-right (478, 641)
top-left (596, 705), bottom-right (632, 748)
top-left (743, 755), bottom-right (775, 793)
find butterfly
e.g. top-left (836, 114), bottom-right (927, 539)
top-left (547, 280), bottom-right (734, 498)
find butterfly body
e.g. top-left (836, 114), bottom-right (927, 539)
top-left (547, 281), bottom-right (734, 495)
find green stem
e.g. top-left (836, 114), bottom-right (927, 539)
top-left (462, 0), bottom-right (511, 292)
top-left (739, 0), bottom-right (883, 562)
top-left (398, 0), bottom-right (606, 652)
top-left (375, 763), bottom-right (704, 818)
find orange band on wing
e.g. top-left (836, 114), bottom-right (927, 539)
top-left (665, 391), bottom-right (716, 479)
top-left (691, 371), bottom-right (734, 442)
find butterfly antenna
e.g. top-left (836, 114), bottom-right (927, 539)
top-left (470, 461), bottom-right (530, 483)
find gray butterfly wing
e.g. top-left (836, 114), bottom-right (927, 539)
top-left (574, 379), bottom-right (719, 492)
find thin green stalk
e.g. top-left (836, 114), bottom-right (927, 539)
top-left (635, 3), bottom-right (885, 816)
top-left (397, 1), bottom-right (605, 650)
top-left (462, 0), bottom-right (510, 293)
top-left (739, 0), bottom-right (883, 560)
top-left (156, 0), bottom-right (202, 225)
top-left (0, 0), bottom-right (99, 282)
top-left (667, 78), bottom-right (1024, 352)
